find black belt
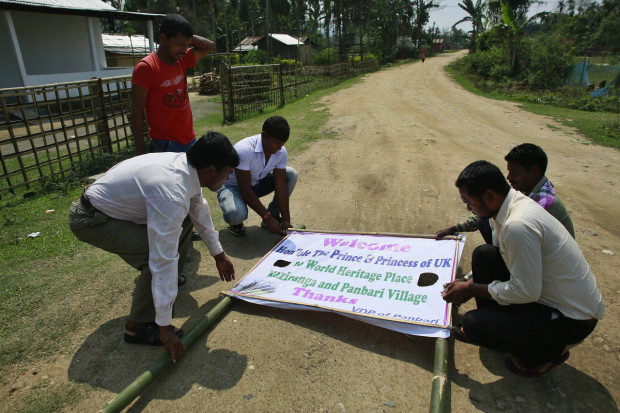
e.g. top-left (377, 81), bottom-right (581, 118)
top-left (80, 191), bottom-right (97, 211)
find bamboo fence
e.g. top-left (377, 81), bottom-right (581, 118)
top-left (0, 59), bottom-right (379, 197)
top-left (0, 76), bottom-right (142, 196)
top-left (221, 60), bottom-right (379, 122)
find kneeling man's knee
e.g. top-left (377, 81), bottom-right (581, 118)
top-left (223, 209), bottom-right (248, 225)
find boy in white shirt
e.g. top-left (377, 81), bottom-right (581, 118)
top-left (218, 116), bottom-right (298, 236)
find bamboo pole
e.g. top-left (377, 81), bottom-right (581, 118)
top-left (100, 296), bottom-right (234, 413)
top-left (429, 337), bottom-right (448, 413)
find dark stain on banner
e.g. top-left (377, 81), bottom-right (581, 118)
top-left (417, 272), bottom-right (438, 287)
top-left (273, 260), bottom-right (291, 268)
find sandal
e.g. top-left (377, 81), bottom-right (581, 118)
top-left (124, 322), bottom-right (184, 346)
top-left (178, 274), bottom-right (187, 286)
top-left (505, 350), bottom-right (570, 377)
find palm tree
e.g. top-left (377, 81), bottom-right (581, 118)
top-left (453, 0), bottom-right (486, 53)
top-left (498, 0), bottom-right (548, 71)
top-left (413, 0), bottom-right (440, 48)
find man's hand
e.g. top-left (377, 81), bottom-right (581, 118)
top-left (159, 325), bottom-right (185, 366)
top-left (264, 216), bottom-right (284, 234)
top-left (436, 225), bottom-right (458, 239)
top-left (280, 218), bottom-right (292, 233)
top-left (214, 252), bottom-right (235, 281)
top-left (441, 278), bottom-right (474, 306)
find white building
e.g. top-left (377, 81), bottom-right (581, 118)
top-left (0, 0), bottom-right (161, 89)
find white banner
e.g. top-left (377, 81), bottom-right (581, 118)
top-left (226, 231), bottom-right (465, 338)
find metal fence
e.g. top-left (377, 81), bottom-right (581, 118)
top-left (0, 76), bottom-right (140, 196)
top-left (221, 60), bottom-right (379, 122)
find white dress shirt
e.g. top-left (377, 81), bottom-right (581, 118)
top-left (488, 189), bottom-right (604, 320)
top-left (86, 152), bottom-right (223, 326)
top-left (225, 134), bottom-right (288, 187)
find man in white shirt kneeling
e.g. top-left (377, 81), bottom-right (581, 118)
top-left (217, 116), bottom-right (298, 236)
top-left (441, 160), bottom-right (604, 377)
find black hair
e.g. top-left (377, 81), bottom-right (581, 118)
top-left (455, 160), bottom-right (511, 198)
top-left (187, 132), bottom-right (239, 172)
top-left (159, 14), bottom-right (193, 39)
top-left (262, 116), bottom-right (290, 142)
top-left (504, 143), bottom-right (548, 175)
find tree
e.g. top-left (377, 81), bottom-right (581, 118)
top-left (453, 0), bottom-right (486, 53)
top-left (497, 0), bottom-right (548, 72)
top-left (413, 0), bottom-right (439, 47)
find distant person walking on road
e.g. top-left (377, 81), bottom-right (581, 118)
top-left (420, 46), bottom-right (427, 63)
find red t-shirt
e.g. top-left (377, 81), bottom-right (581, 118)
top-left (132, 50), bottom-right (196, 144)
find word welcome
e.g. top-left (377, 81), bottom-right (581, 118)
top-left (323, 238), bottom-right (411, 252)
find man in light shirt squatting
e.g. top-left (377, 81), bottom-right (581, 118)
top-left (441, 161), bottom-right (604, 377)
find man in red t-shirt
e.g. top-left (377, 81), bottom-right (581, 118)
top-left (132, 14), bottom-right (215, 156)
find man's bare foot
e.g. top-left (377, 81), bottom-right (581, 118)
top-left (505, 347), bottom-right (569, 377)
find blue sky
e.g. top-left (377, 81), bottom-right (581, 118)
top-left (428, 0), bottom-right (562, 33)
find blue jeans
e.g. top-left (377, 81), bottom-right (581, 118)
top-left (150, 138), bottom-right (196, 153)
top-left (217, 167), bottom-right (298, 225)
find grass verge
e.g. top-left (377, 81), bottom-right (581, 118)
top-left (0, 75), bottom-right (362, 412)
top-left (444, 65), bottom-right (620, 149)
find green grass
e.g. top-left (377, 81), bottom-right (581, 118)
top-left (1, 138), bottom-right (134, 196)
top-left (444, 65), bottom-right (620, 149)
top-left (0, 74), bottom-right (364, 413)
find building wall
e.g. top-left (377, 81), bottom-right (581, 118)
top-left (0, 10), bottom-right (134, 89)
top-left (12, 11), bottom-right (93, 75)
top-left (105, 52), bottom-right (146, 68)
top-left (0, 12), bottom-right (23, 87)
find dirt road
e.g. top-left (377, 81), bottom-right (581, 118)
top-left (67, 51), bottom-right (619, 412)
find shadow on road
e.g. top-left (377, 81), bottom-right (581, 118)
top-left (447, 344), bottom-right (619, 412)
top-left (67, 244), bottom-right (247, 407)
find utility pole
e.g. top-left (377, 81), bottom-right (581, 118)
top-left (266, 0), bottom-right (272, 62)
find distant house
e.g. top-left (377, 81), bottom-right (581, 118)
top-left (234, 34), bottom-right (317, 65)
top-left (102, 33), bottom-right (151, 68)
top-left (432, 38), bottom-right (445, 52)
top-left (0, 0), bottom-right (162, 89)
top-left (232, 36), bottom-right (260, 53)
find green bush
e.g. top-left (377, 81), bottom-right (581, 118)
top-left (524, 36), bottom-right (574, 89)
top-left (458, 45), bottom-right (510, 80)
top-left (349, 53), bottom-right (379, 64)
top-left (313, 47), bottom-right (339, 66)
top-left (394, 36), bottom-right (417, 59)
top-left (275, 58), bottom-right (301, 68)
top-left (457, 33), bottom-right (577, 89)
top-left (238, 50), bottom-right (269, 65)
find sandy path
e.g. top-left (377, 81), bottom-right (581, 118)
top-left (62, 51), bottom-right (619, 412)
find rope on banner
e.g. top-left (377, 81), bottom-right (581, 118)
top-left (100, 296), bottom-right (234, 413)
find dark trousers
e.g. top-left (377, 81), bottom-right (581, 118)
top-left (463, 244), bottom-right (597, 366)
